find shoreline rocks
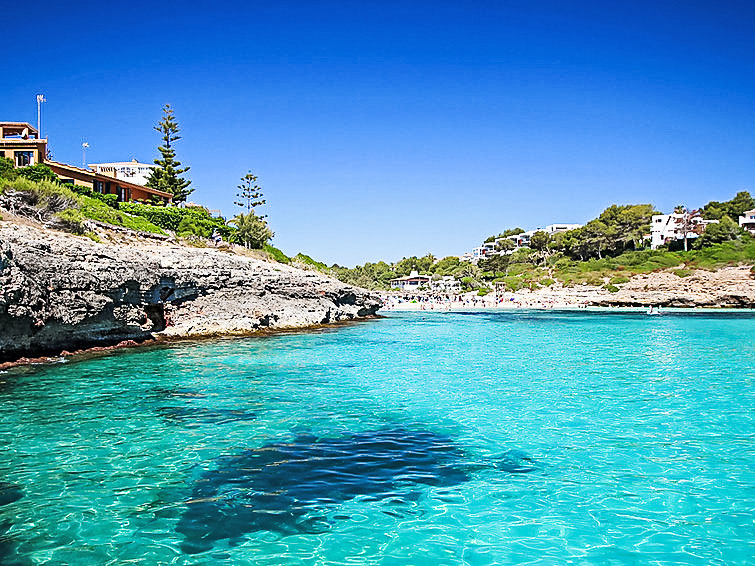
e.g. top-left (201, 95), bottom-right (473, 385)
top-left (0, 222), bottom-right (382, 364)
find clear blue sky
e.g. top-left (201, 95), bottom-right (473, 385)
top-left (2, 1), bottom-right (753, 265)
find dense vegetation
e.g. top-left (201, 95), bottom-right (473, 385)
top-left (481, 239), bottom-right (755, 293)
top-left (0, 160), bottom-right (283, 257)
top-left (0, 170), bottom-right (165, 235)
top-left (329, 193), bottom-right (755, 292)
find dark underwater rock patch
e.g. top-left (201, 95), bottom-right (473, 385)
top-left (495, 449), bottom-right (537, 474)
top-left (176, 428), bottom-right (468, 554)
top-left (0, 483), bottom-right (23, 507)
top-left (0, 484), bottom-right (25, 566)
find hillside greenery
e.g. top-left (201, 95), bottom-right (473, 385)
top-left (0, 174), bottom-right (165, 235)
top-left (328, 194), bottom-right (754, 292)
top-left (482, 239), bottom-right (755, 292)
top-left (0, 161), bottom-right (282, 258)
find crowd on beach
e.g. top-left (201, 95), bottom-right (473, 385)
top-left (380, 292), bottom-right (592, 311)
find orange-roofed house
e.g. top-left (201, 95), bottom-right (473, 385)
top-left (0, 121), bottom-right (172, 204)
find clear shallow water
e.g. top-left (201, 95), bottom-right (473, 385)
top-left (0, 310), bottom-right (754, 565)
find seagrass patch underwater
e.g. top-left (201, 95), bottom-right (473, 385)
top-left (0, 310), bottom-right (753, 565)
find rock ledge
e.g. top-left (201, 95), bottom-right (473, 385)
top-left (0, 222), bottom-right (381, 363)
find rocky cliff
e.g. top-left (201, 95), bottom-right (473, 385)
top-left (590, 266), bottom-right (755, 307)
top-left (495, 265), bottom-right (755, 308)
top-left (0, 221), bottom-right (381, 363)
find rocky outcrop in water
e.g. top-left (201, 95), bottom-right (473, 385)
top-left (0, 221), bottom-right (381, 363)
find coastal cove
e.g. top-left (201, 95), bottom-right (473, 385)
top-left (1, 310), bottom-right (753, 564)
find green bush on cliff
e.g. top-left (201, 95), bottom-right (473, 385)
top-left (263, 244), bottom-right (290, 263)
top-left (0, 176), bottom-right (165, 235)
top-left (69, 184), bottom-right (120, 209)
top-left (292, 253), bottom-right (329, 271)
top-left (0, 157), bottom-right (16, 179)
top-left (119, 202), bottom-right (233, 239)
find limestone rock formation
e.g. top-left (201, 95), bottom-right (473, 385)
top-left (590, 266), bottom-right (755, 307)
top-left (0, 222), bottom-right (381, 362)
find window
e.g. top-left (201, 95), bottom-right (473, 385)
top-left (60, 179), bottom-right (74, 185)
top-left (94, 180), bottom-right (104, 193)
top-left (14, 151), bottom-right (33, 167)
top-left (0, 151), bottom-right (4, 158)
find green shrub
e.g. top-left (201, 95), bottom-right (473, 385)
top-left (120, 202), bottom-right (233, 238)
top-left (293, 253), bottom-right (328, 271)
top-left (55, 209), bottom-right (85, 233)
top-left (604, 284), bottom-right (620, 293)
top-left (0, 157), bottom-right (17, 179)
top-left (17, 163), bottom-right (57, 183)
top-left (673, 268), bottom-right (692, 277)
top-left (500, 276), bottom-right (525, 292)
top-left (264, 244), bottom-right (290, 263)
top-left (609, 275), bottom-right (630, 284)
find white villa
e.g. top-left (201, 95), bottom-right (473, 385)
top-left (544, 223), bottom-right (582, 234)
top-left (88, 159), bottom-right (156, 187)
top-left (739, 209), bottom-right (755, 234)
top-left (389, 270), bottom-right (431, 291)
top-left (650, 213), bottom-right (719, 249)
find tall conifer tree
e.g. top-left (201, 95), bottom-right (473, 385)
top-left (235, 171), bottom-right (266, 215)
top-left (146, 104), bottom-right (193, 203)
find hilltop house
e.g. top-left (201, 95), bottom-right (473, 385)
top-left (0, 121), bottom-right (172, 204)
top-left (45, 160), bottom-right (172, 204)
top-left (0, 122), bottom-right (47, 167)
top-left (739, 209), bottom-right (755, 234)
top-left (89, 159), bottom-right (156, 186)
top-left (650, 212), bottom-right (718, 249)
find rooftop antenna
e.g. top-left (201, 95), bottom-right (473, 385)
top-left (82, 141), bottom-right (90, 168)
top-left (36, 94), bottom-right (46, 138)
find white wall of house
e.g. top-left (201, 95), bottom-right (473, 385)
top-left (650, 213), bottom-right (719, 249)
top-left (544, 223), bottom-right (582, 234)
top-left (739, 209), bottom-right (755, 234)
top-left (89, 160), bottom-right (155, 187)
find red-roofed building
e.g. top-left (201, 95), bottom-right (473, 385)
top-left (0, 121), bottom-right (172, 204)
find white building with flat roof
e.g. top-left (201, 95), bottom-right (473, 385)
top-left (544, 223), bottom-right (582, 234)
top-left (88, 159), bottom-right (155, 187)
top-left (650, 213), bottom-right (719, 249)
top-left (739, 209), bottom-right (755, 234)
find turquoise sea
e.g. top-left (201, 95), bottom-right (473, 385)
top-left (1, 310), bottom-right (754, 565)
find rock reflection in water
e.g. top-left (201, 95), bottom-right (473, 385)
top-left (176, 428), bottom-right (468, 554)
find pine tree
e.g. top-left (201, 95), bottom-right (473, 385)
top-left (146, 104), bottom-right (193, 203)
top-left (235, 171), bottom-right (266, 216)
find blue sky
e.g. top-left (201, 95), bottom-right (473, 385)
top-left (2, 1), bottom-right (754, 265)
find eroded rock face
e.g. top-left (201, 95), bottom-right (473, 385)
top-left (591, 267), bottom-right (755, 307)
top-left (0, 223), bottom-right (381, 362)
